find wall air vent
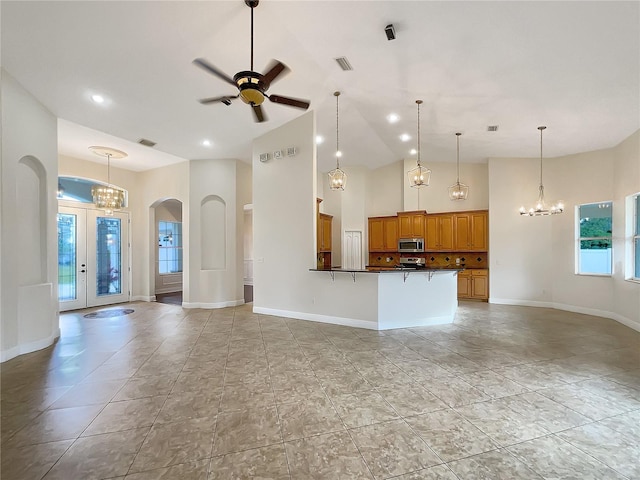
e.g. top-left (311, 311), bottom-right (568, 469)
top-left (138, 138), bottom-right (156, 147)
top-left (487, 125), bottom-right (499, 132)
top-left (334, 57), bottom-right (353, 71)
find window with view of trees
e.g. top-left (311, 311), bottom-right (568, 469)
top-left (158, 221), bottom-right (182, 274)
top-left (577, 202), bottom-right (612, 275)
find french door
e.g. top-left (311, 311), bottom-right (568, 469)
top-left (58, 206), bottom-right (130, 311)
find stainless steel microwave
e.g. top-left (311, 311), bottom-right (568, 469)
top-left (398, 238), bottom-right (425, 253)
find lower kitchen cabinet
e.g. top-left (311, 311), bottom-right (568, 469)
top-left (457, 269), bottom-right (488, 300)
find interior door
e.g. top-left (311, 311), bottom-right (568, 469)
top-left (58, 206), bottom-right (130, 311)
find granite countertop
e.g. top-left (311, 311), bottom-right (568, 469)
top-left (310, 266), bottom-right (465, 273)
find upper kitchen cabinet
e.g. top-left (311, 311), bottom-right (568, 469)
top-left (368, 216), bottom-right (398, 252)
top-left (454, 210), bottom-right (488, 251)
top-left (425, 214), bottom-right (454, 251)
top-left (397, 210), bottom-right (427, 238)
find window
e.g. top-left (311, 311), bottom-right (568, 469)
top-left (577, 202), bottom-right (612, 275)
top-left (158, 221), bottom-right (182, 274)
top-left (634, 194), bottom-right (640, 279)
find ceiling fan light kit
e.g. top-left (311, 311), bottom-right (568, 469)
top-left (193, 0), bottom-right (310, 123)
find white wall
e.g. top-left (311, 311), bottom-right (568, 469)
top-left (366, 161), bottom-right (404, 217)
top-left (1, 70), bottom-right (59, 361)
top-left (186, 159), bottom-right (243, 308)
top-left (489, 130), bottom-right (640, 329)
top-left (403, 159), bottom-right (489, 213)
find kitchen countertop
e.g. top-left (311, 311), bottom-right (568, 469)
top-left (310, 266), bottom-right (465, 273)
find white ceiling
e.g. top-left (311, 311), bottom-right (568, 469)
top-left (2, 1), bottom-right (638, 172)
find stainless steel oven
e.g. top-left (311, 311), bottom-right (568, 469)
top-left (398, 238), bottom-right (424, 253)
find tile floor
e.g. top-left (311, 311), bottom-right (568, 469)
top-left (1, 301), bottom-right (639, 479)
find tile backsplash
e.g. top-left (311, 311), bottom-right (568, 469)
top-left (369, 252), bottom-right (487, 269)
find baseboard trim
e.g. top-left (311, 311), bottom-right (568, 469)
top-left (182, 299), bottom-right (244, 309)
top-left (1, 330), bottom-right (60, 363)
top-left (131, 295), bottom-right (156, 302)
top-left (489, 298), bottom-right (640, 333)
top-left (253, 307), bottom-right (378, 330)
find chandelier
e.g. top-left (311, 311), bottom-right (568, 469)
top-left (448, 132), bottom-right (469, 200)
top-left (407, 100), bottom-right (431, 188)
top-left (519, 126), bottom-right (563, 216)
top-left (89, 146), bottom-right (127, 216)
top-left (328, 91), bottom-right (347, 190)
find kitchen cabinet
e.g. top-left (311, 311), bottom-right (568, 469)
top-left (318, 213), bottom-right (333, 252)
top-left (454, 211), bottom-right (488, 251)
top-left (425, 214), bottom-right (454, 251)
top-left (397, 210), bottom-right (427, 238)
top-left (368, 216), bottom-right (398, 252)
top-left (457, 269), bottom-right (488, 300)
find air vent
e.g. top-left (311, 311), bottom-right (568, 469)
top-left (138, 138), bottom-right (156, 147)
top-left (487, 125), bottom-right (499, 132)
top-left (334, 57), bottom-right (353, 71)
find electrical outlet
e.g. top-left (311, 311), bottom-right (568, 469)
top-left (273, 150), bottom-right (283, 159)
top-left (287, 146), bottom-right (297, 156)
top-left (259, 153), bottom-right (270, 163)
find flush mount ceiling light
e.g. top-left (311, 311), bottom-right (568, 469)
top-left (315, 135), bottom-right (324, 145)
top-left (91, 94), bottom-right (105, 104)
top-left (202, 139), bottom-right (212, 147)
top-left (387, 113), bottom-right (399, 124)
top-left (407, 100), bottom-right (431, 188)
top-left (328, 92), bottom-right (347, 191)
top-left (519, 126), bottom-right (564, 216)
top-left (400, 133), bottom-right (411, 142)
top-left (448, 133), bottom-right (469, 201)
top-left (89, 146), bottom-right (127, 216)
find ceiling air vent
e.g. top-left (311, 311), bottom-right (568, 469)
top-left (334, 57), bottom-right (353, 71)
top-left (487, 125), bottom-right (499, 132)
top-left (138, 138), bottom-right (156, 147)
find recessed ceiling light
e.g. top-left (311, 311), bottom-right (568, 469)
top-left (315, 135), bottom-right (324, 145)
top-left (202, 139), bottom-right (212, 147)
top-left (410, 148), bottom-right (417, 155)
top-left (387, 113), bottom-right (399, 124)
top-left (400, 133), bottom-right (411, 142)
top-left (91, 94), bottom-right (105, 104)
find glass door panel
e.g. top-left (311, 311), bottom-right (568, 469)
top-left (87, 210), bottom-right (129, 307)
top-left (58, 207), bottom-right (87, 311)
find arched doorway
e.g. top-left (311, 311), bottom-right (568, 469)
top-left (152, 199), bottom-right (183, 305)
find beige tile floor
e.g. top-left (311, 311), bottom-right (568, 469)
top-left (1, 301), bottom-right (639, 479)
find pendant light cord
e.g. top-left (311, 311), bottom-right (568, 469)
top-left (250, 5), bottom-right (254, 71)
top-left (539, 126), bottom-right (545, 188)
top-left (456, 133), bottom-right (461, 183)
top-left (335, 91), bottom-right (340, 169)
top-left (106, 153), bottom-right (112, 188)
top-left (416, 100), bottom-right (422, 167)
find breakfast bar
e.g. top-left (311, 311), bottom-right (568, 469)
top-left (308, 267), bottom-right (463, 330)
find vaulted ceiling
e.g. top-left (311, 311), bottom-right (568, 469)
top-left (2, 1), bottom-right (638, 172)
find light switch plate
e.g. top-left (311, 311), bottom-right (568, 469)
top-left (259, 153), bottom-right (270, 163)
top-left (287, 147), bottom-right (297, 156)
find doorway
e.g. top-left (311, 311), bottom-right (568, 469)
top-left (58, 206), bottom-right (130, 311)
top-left (153, 199), bottom-right (183, 301)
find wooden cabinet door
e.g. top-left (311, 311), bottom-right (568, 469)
top-left (471, 270), bottom-right (488, 299)
top-left (439, 214), bottom-right (455, 250)
top-left (411, 215), bottom-right (425, 238)
top-left (454, 213), bottom-right (471, 250)
top-left (398, 214), bottom-right (413, 238)
top-left (369, 218), bottom-right (385, 252)
top-left (470, 212), bottom-right (488, 251)
top-left (321, 215), bottom-right (332, 252)
top-left (457, 271), bottom-right (471, 298)
top-left (383, 217), bottom-right (398, 251)
top-left (425, 216), bottom-right (439, 250)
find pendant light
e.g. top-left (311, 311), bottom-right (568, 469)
top-left (448, 132), bottom-right (469, 200)
top-left (519, 126), bottom-right (563, 216)
top-left (328, 91), bottom-right (347, 190)
top-left (407, 100), bottom-right (431, 188)
top-left (89, 146), bottom-right (127, 216)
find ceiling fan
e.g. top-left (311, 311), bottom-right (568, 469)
top-left (193, 0), bottom-right (310, 123)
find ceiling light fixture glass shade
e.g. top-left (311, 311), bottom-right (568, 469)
top-left (448, 132), bottom-right (469, 200)
top-left (328, 91), bottom-right (347, 191)
top-left (408, 100), bottom-right (431, 188)
top-left (89, 146), bottom-right (127, 216)
top-left (519, 126), bottom-right (563, 216)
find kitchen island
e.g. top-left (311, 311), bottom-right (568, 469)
top-left (308, 267), bottom-right (463, 330)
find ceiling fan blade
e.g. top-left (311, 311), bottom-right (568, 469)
top-left (268, 94), bottom-right (310, 110)
top-left (193, 58), bottom-right (236, 87)
top-left (251, 104), bottom-right (267, 123)
top-left (198, 95), bottom-right (239, 105)
top-left (262, 60), bottom-right (290, 86)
